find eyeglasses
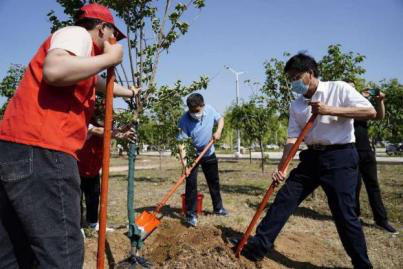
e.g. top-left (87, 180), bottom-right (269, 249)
top-left (103, 22), bottom-right (118, 37)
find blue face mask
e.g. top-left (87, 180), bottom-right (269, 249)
top-left (291, 79), bottom-right (309, 95)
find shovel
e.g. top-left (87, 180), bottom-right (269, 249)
top-left (135, 139), bottom-right (215, 236)
top-left (235, 113), bottom-right (317, 258)
top-left (97, 37), bottom-right (117, 269)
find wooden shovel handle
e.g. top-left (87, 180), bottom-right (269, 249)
top-left (97, 37), bottom-right (116, 269)
top-left (154, 139), bottom-right (215, 213)
top-left (235, 113), bottom-right (317, 258)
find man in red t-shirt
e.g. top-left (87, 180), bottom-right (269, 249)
top-left (0, 4), bottom-right (138, 268)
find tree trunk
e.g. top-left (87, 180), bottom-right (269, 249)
top-left (259, 140), bottom-right (264, 173)
top-left (249, 146), bottom-right (252, 164)
top-left (159, 150), bottom-right (162, 170)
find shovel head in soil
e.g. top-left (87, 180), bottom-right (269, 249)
top-left (135, 211), bottom-right (160, 235)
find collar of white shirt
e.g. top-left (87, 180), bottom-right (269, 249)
top-left (308, 80), bottom-right (326, 102)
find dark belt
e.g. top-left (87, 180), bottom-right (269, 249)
top-left (307, 143), bottom-right (354, 151)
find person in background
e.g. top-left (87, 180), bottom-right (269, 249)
top-left (78, 92), bottom-right (138, 236)
top-left (177, 93), bottom-right (227, 227)
top-left (78, 123), bottom-right (135, 234)
top-left (348, 82), bottom-right (397, 234)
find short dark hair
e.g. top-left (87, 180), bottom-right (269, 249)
top-left (186, 93), bottom-right (204, 109)
top-left (74, 17), bottom-right (103, 30)
top-left (284, 53), bottom-right (319, 78)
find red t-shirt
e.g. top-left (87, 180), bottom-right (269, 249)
top-left (0, 27), bottom-right (102, 158)
top-left (77, 133), bottom-right (104, 177)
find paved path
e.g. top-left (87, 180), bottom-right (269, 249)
top-left (109, 164), bottom-right (158, 172)
top-left (139, 151), bottom-right (403, 164)
top-left (108, 151), bottom-right (401, 173)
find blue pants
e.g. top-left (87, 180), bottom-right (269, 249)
top-left (0, 141), bottom-right (83, 269)
top-left (254, 146), bottom-right (372, 269)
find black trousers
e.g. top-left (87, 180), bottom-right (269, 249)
top-left (253, 146), bottom-right (372, 269)
top-left (0, 141), bottom-right (83, 269)
top-left (80, 175), bottom-right (100, 225)
top-left (185, 153), bottom-right (223, 216)
top-left (355, 150), bottom-right (387, 223)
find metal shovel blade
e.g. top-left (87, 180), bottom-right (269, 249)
top-left (135, 211), bottom-right (160, 235)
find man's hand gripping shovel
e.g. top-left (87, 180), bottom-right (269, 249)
top-left (234, 114), bottom-right (317, 258)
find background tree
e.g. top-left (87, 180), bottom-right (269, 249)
top-left (136, 113), bottom-right (157, 151)
top-left (219, 108), bottom-right (236, 152)
top-left (0, 64), bottom-right (25, 119)
top-left (229, 97), bottom-right (275, 173)
top-left (225, 103), bottom-right (254, 162)
top-left (368, 79), bottom-right (403, 146)
top-left (260, 54), bottom-right (292, 120)
top-left (265, 118), bottom-right (288, 147)
top-left (319, 44), bottom-right (366, 82)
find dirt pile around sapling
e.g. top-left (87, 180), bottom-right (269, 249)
top-left (84, 219), bottom-right (345, 269)
top-left (142, 219), bottom-right (256, 268)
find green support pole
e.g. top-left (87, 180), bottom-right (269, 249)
top-left (127, 142), bottom-right (144, 254)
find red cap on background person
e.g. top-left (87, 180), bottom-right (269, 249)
top-left (78, 3), bottom-right (126, 41)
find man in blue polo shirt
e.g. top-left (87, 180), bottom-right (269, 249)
top-left (177, 93), bottom-right (227, 227)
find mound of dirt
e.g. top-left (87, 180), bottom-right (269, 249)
top-left (142, 219), bottom-right (255, 269)
top-left (84, 219), bottom-right (345, 269)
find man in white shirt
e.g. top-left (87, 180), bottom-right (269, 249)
top-left (240, 53), bottom-right (375, 269)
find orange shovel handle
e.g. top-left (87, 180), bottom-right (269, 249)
top-left (154, 139), bottom-right (215, 213)
top-left (279, 114), bottom-right (317, 173)
top-left (97, 37), bottom-right (116, 269)
top-left (235, 114), bottom-right (317, 258)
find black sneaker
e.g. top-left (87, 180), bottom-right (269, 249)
top-left (241, 241), bottom-right (265, 262)
top-left (375, 221), bottom-right (398, 234)
top-left (214, 208), bottom-right (228, 216)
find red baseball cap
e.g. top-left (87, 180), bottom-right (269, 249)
top-left (79, 3), bottom-right (126, 41)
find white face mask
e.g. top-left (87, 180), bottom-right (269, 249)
top-left (189, 111), bottom-right (203, 120)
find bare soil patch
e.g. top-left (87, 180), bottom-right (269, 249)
top-left (84, 218), bottom-right (347, 269)
top-left (82, 156), bottom-right (402, 268)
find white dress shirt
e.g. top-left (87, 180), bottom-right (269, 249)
top-left (287, 81), bottom-right (373, 145)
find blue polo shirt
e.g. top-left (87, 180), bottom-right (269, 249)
top-left (177, 104), bottom-right (221, 157)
